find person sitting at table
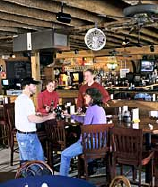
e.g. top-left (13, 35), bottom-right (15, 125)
top-left (77, 69), bottom-right (110, 112)
top-left (60, 88), bottom-right (107, 176)
top-left (37, 80), bottom-right (59, 115)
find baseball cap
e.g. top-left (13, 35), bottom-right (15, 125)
top-left (21, 77), bottom-right (40, 86)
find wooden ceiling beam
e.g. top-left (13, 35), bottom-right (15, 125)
top-left (140, 28), bottom-right (158, 41)
top-left (0, 12), bottom-right (71, 31)
top-left (0, 1), bottom-right (85, 27)
top-left (117, 29), bottom-right (157, 44)
top-left (70, 34), bottom-right (122, 45)
top-left (0, 26), bottom-right (18, 33)
top-left (2, 0), bottom-right (103, 24)
top-left (52, 0), bottom-right (124, 17)
top-left (105, 31), bottom-right (147, 45)
top-left (56, 45), bottom-right (158, 58)
top-left (0, 20), bottom-right (39, 31)
top-left (75, 22), bottom-right (157, 45)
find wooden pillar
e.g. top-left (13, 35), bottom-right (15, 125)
top-left (31, 52), bottom-right (41, 108)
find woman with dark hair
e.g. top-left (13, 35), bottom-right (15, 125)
top-left (60, 88), bottom-right (107, 176)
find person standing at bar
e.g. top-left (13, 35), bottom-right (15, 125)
top-left (15, 77), bottom-right (56, 163)
top-left (37, 80), bottom-right (59, 115)
top-left (77, 69), bottom-right (110, 111)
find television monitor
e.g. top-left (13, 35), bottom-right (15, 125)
top-left (134, 75), bottom-right (141, 82)
top-left (1, 79), bottom-right (9, 86)
top-left (141, 60), bottom-right (154, 72)
top-left (126, 72), bottom-right (134, 83)
top-left (70, 72), bottom-right (83, 84)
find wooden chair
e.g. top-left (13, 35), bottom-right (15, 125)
top-left (111, 127), bottom-right (154, 187)
top-left (3, 103), bottom-right (18, 166)
top-left (78, 124), bottom-right (114, 185)
top-left (15, 160), bottom-right (53, 178)
top-left (0, 106), bottom-right (8, 146)
top-left (45, 120), bottom-right (67, 170)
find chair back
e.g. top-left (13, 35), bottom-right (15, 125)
top-left (111, 127), bottom-right (143, 165)
top-left (3, 103), bottom-right (15, 129)
top-left (3, 103), bottom-right (15, 144)
top-left (110, 175), bottom-right (131, 187)
top-left (15, 160), bottom-right (53, 178)
top-left (81, 124), bottom-right (114, 158)
top-left (45, 120), bottom-right (66, 150)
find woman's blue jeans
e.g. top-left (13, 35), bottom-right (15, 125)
top-left (60, 136), bottom-right (106, 176)
top-left (60, 140), bottom-right (83, 176)
top-left (16, 132), bottom-right (44, 162)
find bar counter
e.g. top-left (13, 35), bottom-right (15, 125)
top-left (3, 88), bottom-right (158, 115)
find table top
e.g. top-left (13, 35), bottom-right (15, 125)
top-left (112, 116), bottom-right (158, 133)
top-left (0, 175), bottom-right (96, 187)
top-left (44, 113), bottom-right (158, 134)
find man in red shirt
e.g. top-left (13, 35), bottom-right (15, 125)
top-left (37, 80), bottom-right (59, 114)
top-left (77, 69), bottom-right (110, 110)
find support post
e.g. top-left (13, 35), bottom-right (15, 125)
top-left (31, 52), bottom-right (41, 107)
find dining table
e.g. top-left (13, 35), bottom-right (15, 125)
top-left (0, 175), bottom-right (96, 187)
top-left (44, 111), bottom-right (158, 185)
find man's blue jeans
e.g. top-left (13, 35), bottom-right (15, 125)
top-left (16, 132), bottom-right (44, 162)
top-left (60, 140), bottom-right (83, 176)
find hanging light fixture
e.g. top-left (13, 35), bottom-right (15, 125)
top-left (56, 2), bottom-right (71, 24)
top-left (107, 62), bottom-right (118, 70)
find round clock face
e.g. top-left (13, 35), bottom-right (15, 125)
top-left (84, 28), bottom-right (106, 51)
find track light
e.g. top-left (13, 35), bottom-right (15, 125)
top-left (58, 51), bottom-right (62, 54)
top-left (150, 45), bottom-right (154, 52)
top-left (74, 49), bottom-right (79, 54)
top-left (56, 3), bottom-right (71, 23)
top-left (122, 37), bottom-right (130, 46)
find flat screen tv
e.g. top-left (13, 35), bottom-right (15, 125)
top-left (1, 79), bottom-right (9, 86)
top-left (141, 60), bottom-right (154, 72)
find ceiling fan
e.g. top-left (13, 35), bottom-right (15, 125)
top-left (105, 0), bottom-right (158, 31)
top-left (84, 27), bottom-right (106, 51)
top-left (84, 0), bottom-right (158, 50)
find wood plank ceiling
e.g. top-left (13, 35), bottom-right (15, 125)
top-left (0, 0), bottom-right (157, 54)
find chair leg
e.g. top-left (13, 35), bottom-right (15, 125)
top-left (106, 154), bottom-right (111, 185)
top-left (78, 156), bottom-right (84, 178)
top-left (120, 164), bottom-right (123, 175)
top-left (10, 146), bottom-right (14, 166)
top-left (111, 157), bottom-right (116, 179)
top-left (151, 158), bottom-right (154, 187)
top-left (78, 156), bottom-right (81, 178)
top-left (10, 135), bottom-right (14, 166)
top-left (84, 159), bottom-right (89, 180)
top-left (132, 166), bottom-right (137, 181)
top-left (138, 166), bottom-right (142, 187)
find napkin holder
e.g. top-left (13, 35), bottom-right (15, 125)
top-left (132, 108), bottom-right (140, 123)
top-left (149, 111), bottom-right (158, 119)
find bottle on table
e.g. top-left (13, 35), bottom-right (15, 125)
top-left (118, 107), bottom-right (122, 121)
top-left (49, 101), bottom-right (54, 113)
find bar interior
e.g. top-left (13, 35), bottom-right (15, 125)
top-left (0, 1), bottom-right (158, 186)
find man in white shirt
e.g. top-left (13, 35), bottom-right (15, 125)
top-left (15, 77), bottom-right (56, 163)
